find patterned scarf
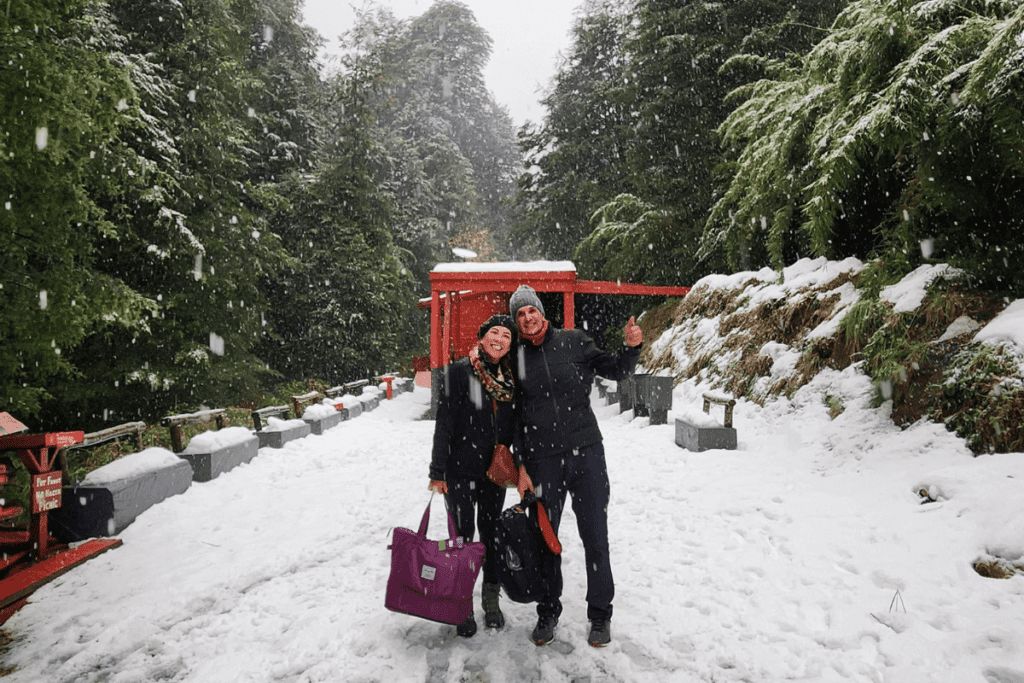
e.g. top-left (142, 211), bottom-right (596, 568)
top-left (469, 345), bottom-right (515, 403)
top-left (519, 319), bottom-right (549, 347)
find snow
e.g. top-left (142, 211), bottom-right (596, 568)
top-left (976, 298), bottom-right (1024, 348)
top-left (79, 447), bottom-right (183, 486)
top-left (262, 416), bottom-right (308, 433)
top-left (936, 315), bottom-right (982, 342)
top-left (5, 392), bottom-right (1023, 682)
top-left (3, 264), bottom-right (1023, 682)
top-left (180, 426), bottom-right (254, 454)
top-left (432, 260), bottom-right (576, 273)
top-left (880, 263), bottom-right (962, 313)
top-left (301, 401), bottom-right (338, 419)
top-left (975, 299), bottom-right (1024, 376)
top-left (673, 401), bottom-right (724, 428)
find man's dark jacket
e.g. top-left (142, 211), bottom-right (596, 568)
top-left (513, 327), bottom-right (640, 464)
top-left (430, 357), bottom-right (513, 481)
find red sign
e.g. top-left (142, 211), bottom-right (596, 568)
top-left (0, 412), bottom-right (28, 436)
top-left (45, 431), bottom-right (84, 447)
top-left (32, 472), bottom-right (63, 513)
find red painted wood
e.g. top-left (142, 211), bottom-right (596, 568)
top-left (0, 431), bottom-right (83, 449)
top-left (574, 280), bottom-right (691, 296)
top-left (0, 551), bottom-right (30, 574)
top-left (0, 413), bottom-right (28, 436)
top-left (0, 506), bottom-right (24, 522)
top-left (0, 598), bottom-right (27, 625)
top-left (0, 538), bottom-right (122, 613)
top-left (425, 264), bottom-right (691, 369)
top-left (0, 531), bottom-right (30, 546)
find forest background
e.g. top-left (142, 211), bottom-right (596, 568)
top-left (2, 0), bottom-right (1022, 442)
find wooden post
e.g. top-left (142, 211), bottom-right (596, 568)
top-left (430, 289), bottom-right (441, 370)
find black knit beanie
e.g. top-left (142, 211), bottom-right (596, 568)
top-left (478, 314), bottom-right (517, 340)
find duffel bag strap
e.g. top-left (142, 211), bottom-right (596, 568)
top-left (535, 501), bottom-right (562, 555)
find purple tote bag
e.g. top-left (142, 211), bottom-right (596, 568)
top-left (385, 497), bottom-right (485, 625)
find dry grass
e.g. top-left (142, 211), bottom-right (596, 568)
top-left (0, 630), bottom-right (13, 677)
top-left (974, 558), bottom-right (1024, 579)
top-left (646, 270), bottom-right (1019, 455)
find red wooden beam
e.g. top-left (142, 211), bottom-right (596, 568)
top-left (573, 281), bottom-right (691, 297)
top-left (0, 539), bottom-right (122, 618)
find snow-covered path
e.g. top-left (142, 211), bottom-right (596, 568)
top-left (3, 373), bottom-right (1023, 683)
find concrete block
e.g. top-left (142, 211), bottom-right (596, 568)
top-left (50, 458), bottom-right (193, 541)
top-left (303, 410), bottom-right (344, 435)
top-left (634, 375), bottom-right (674, 425)
top-left (618, 376), bottom-right (635, 414)
top-left (256, 422), bottom-right (311, 449)
top-left (179, 435), bottom-right (259, 482)
top-left (360, 396), bottom-right (380, 412)
top-left (675, 418), bottom-right (737, 452)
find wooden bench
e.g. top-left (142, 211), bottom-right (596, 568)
top-left (702, 393), bottom-right (737, 428)
top-left (250, 405), bottom-right (290, 431)
top-left (675, 393), bottom-right (738, 452)
top-left (67, 421), bottom-right (147, 453)
top-left (291, 391), bottom-right (322, 420)
top-left (161, 409), bottom-right (227, 453)
top-left (250, 405), bottom-right (309, 449)
top-left (161, 409), bottom-right (257, 482)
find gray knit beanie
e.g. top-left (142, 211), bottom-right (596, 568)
top-left (509, 285), bottom-right (545, 319)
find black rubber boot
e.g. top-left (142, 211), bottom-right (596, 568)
top-left (457, 613), bottom-right (477, 638)
top-left (482, 583), bottom-right (504, 629)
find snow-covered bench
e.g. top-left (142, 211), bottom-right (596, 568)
top-left (178, 426), bottom-right (259, 482)
top-left (302, 400), bottom-right (347, 435)
top-left (50, 447), bottom-right (193, 542)
top-left (255, 415), bottom-right (311, 449)
top-left (251, 406), bottom-right (310, 448)
top-left (674, 393), bottom-right (738, 452)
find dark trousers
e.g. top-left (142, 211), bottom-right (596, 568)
top-left (445, 473), bottom-right (507, 586)
top-left (527, 441), bottom-right (614, 622)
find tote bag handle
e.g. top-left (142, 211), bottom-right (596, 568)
top-left (416, 493), bottom-right (460, 543)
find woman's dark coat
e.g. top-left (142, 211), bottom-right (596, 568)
top-left (429, 357), bottom-right (513, 481)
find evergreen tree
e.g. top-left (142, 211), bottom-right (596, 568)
top-left (260, 39), bottom-right (417, 382)
top-left (334, 2), bottom-right (520, 290)
top-left (513, 6), bottom-right (634, 262)
top-left (516, 0), bottom-right (843, 284)
top-left (0, 0), bottom-right (155, 425)
top-left (41, 0), bottom-right (322, 428)
top-left (706, 0), bottom-right (1024, 295)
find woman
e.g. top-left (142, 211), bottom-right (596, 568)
top-left (428, 314), bottom-right (516, 637)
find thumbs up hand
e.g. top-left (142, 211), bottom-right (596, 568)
top-left (624, 316), bottom-right (643, 347)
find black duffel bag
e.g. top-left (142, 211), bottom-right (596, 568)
top-left (495, 492), bottom-right (562, 603)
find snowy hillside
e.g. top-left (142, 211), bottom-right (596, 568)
top-left (0, 258), bottom-right (1022, 682)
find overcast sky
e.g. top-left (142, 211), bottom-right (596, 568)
top-left (300, 0), bottom-right (584, 128)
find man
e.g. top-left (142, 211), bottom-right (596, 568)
top-left (508, 284), bottom-right (643, 647)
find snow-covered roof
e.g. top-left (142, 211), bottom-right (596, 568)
top-left (431, 260), bottom-right (576, 273)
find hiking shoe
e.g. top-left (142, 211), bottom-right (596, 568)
top-left (482, 583), bottom-right (505, 629)
top-left (531, 614), bottom-right (558, 645)
top-left (457, 614), bottom-right (477, 638)
top-left (588, 619), bottom-right (611, 647)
